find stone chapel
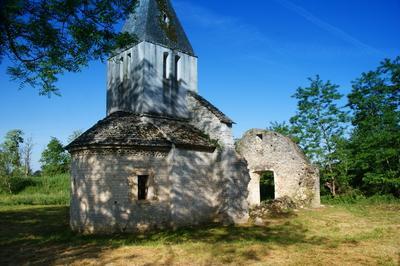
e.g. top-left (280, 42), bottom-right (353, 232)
top-left (66, 0), bottom-right (320, 234)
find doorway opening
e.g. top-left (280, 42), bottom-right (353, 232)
top-left (260, 171), bottom-right (275, 201)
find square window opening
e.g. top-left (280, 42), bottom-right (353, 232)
top-left (138, 175), bottom-right (149, 200)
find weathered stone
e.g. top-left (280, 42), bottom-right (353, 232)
top-left (236, 129), bottom-right (320, 208)
top-left (249, 196), bottom-right (297, 222)
top-left (67, 0), bottom-right (321, 234)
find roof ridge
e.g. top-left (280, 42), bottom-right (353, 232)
top-left (188, 91), bottom-right (235, 125)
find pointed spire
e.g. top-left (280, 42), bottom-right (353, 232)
top-left (122, 0), bottom-right (195, 56)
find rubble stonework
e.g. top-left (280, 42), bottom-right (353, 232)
top-left (236, 129), bottom-right (320, 208)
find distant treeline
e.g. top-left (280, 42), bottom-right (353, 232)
top-left (0, 130), bottom-right (81, 194)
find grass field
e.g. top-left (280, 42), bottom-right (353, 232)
top-left (0, 203), bottom-right (399, 265)
top-left (0, 174), bottom-right (69, 205)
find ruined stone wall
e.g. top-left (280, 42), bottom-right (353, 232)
top-left (236, 129), bottom-right (320, 208)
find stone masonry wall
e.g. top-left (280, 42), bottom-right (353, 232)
top-left (187, 94), bottom-right (234, 148)
top-left (107, 42), bottom-right (198, 118)
top-left (168, 148), bottom-right (221, 227)
top-left (70, 149), bottom-right (171, 233)
top-left (70, 145), bottom-right (250, 234)
top-left (236, 129), bottom-right (320, 208)
top-left (187, 94), bottom-right (250, 223)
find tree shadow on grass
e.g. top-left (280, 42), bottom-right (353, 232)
top-left (0, 206), bottom-right (328, 265)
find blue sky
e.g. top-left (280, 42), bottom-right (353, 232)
top-left (1, 0), bottom-right (399, 171)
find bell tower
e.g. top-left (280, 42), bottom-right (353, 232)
top-left (107, 0), bottom-right (198, 118)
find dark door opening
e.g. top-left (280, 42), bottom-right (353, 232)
top-left (260, 171), bottom-right (275, 201)
top-left (138, 175), bottom-right (149, 200)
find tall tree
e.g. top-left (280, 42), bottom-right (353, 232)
top-left (290, 76), bottom-right (349, 196)
top-left (1, 130), bottom-right (24, 172)
top-left (347, 57), bottom-right (400, 196)
top-left (40, 137), bottom-right (70, 176)
top-left (0, 0), bottom-right (138, 96)
top-left (0, 130), bottom-right (24, 193)
top-left (21, 136), bottom-right (34, 176)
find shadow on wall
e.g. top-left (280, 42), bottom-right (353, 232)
top-left (70, 146), bottom-right (250, 234)
top-left (107, 59), bottom-right (188, 118)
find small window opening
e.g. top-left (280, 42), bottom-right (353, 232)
top-left (163, 13), bottom-right (170, 24)
top-left (174, 55), bottom-right (181, 81)
top-left (260, 171), bottom-right (275, 201)
top-left (127, 54), bottom-right (131, 77)
top-left (119, 56), bottom-right (124, 81)
top-left (257, 134), bottom-right (263, 140)
top-left (138, 175), bottom-right (149, 200)
top-left (163, 52), bottom-right (170, 79)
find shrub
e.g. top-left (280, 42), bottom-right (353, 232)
top-left (0, 174), bottom-right (70, 206)
top-left (321, 192), bottom-right (400, 205)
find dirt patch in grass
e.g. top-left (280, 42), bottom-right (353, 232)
top-left (0, 204), bottom-right (399, 265)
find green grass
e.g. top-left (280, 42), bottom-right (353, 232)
top-left (321, 194), bottom-right (400, 205)
top-left (0, 204), bottom-right (399, 265)
top-left (0, 174), bottom-right (69, 206)
top-left (0, 175), bottom-right (399, 264)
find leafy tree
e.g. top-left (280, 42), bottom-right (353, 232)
top-left (267, 121), bottom-right (299, 143)
top-left (0, 130), bottom-right (24, 193)
top-left (1, 130), bottom-right (24, 173)
top-left (0, 0), bottom-right (138, 96)
top-left (347, 57), bottom-right (400, 196)
top-left (290, 76), bottom-right (349, 196)
top-left (0, 149), bottom-right (13, 193)
top-left (40, 137), bottom-right (70, 176)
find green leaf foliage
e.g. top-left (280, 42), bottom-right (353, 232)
top-left (40, 137), bottom-right (70, 176)
top-left (290, 76), bottom-right (349, 165)
top-left (288, 76), bottom-right (349, 196)
top-left (347, 57), bottom-right (400, 196)
top-left (0, 130), bottom-right (25, 193)
top-left (267, 121), bottom-right (299, 144)
top-left (0, 0), bottom-right (138, 96)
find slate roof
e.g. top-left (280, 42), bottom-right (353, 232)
top-left (65, 112), bottom-right (216, 152)
top-left (122, 0), bottom-right (195, 56)
top-left (188, 91), bottom-right (235, 125)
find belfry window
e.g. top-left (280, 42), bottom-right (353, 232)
top-left (163, 52), bottom-right (170, 79)
top-left (163, 13), bottom-right (170, 25)
top-left (119, 56), bottom-right (124, 81)
top-left (127, 53), bottom-right (131, 77)
top-left (175, 55), bottom-right (181, 81)
top-left (138, 175), bottom-right (149, 200)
